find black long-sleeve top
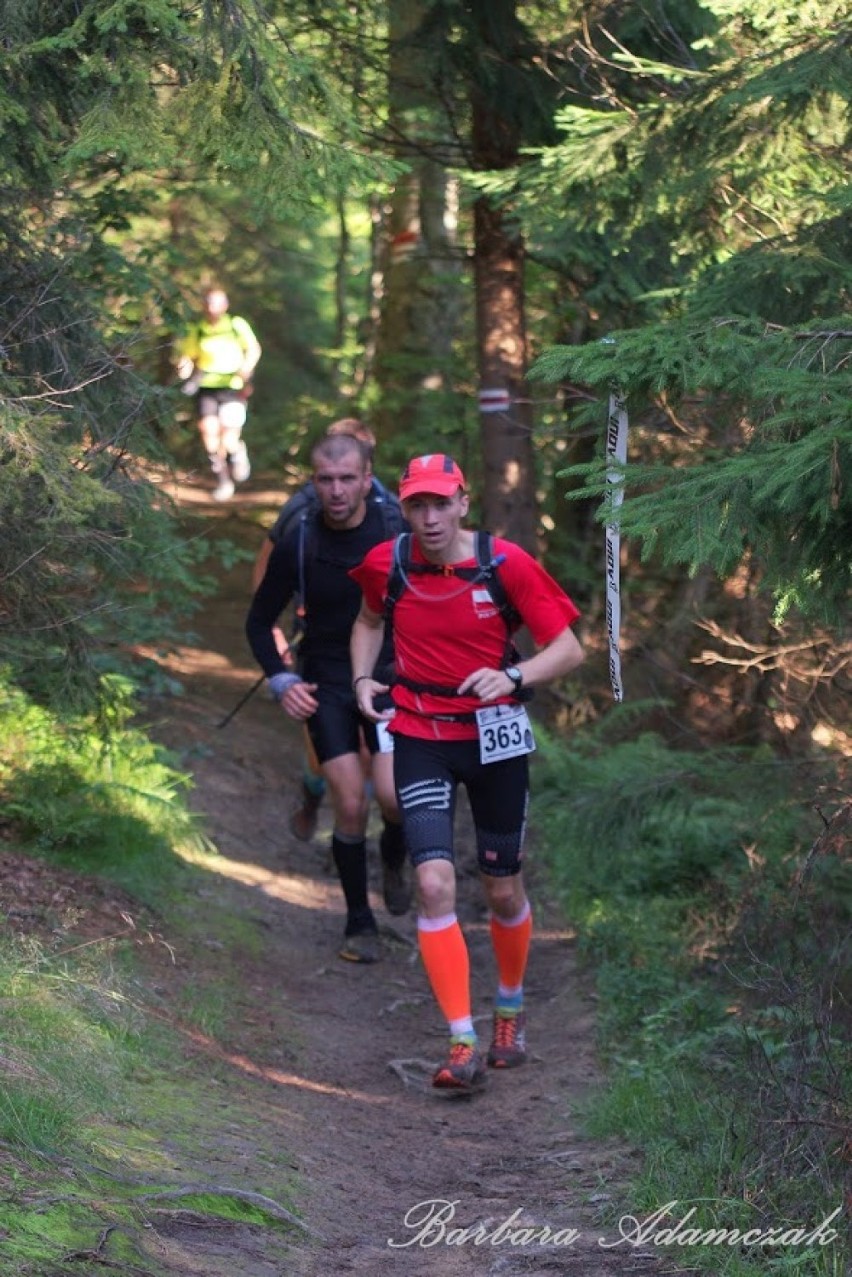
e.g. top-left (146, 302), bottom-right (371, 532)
top-left (246, 503), bottom-right (396, 688)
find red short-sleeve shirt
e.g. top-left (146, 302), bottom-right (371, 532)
top-left (351, 536), bottom-right (580, 741)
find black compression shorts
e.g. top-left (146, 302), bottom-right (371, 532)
top-left (305, 681), bottom-right (382, 765)
top-left (393, 734), bottom-right (529, 877)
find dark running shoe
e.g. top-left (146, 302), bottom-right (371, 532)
top-left (381, 857), bottom-right (412, 916)
top-left (432, 1042), bottom-right (486, 1092)
top-left (289, 783), bottom-right (322, 842)
top-left (487, 1010), bottom-right (527, 1069)
top-left (339, 930), bottom-right (380, 964)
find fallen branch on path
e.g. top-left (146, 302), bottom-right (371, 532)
top-left (60, 1224), bottom-right (150, 1273)
top-left (134, 1186), bottom-right (324, 1239)
top-left (378, 993), bottom-right (430, 1017)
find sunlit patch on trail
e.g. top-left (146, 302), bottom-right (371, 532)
top-left (147, 1006), bottom-right (387, 1104)
top-left (176, 847), bottom-right (337, 912)
top-left (134, 641), bottom-right (257, 685)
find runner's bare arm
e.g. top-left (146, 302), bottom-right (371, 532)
top-left (351, 602), bottom-right (392, 722)
top-left (458, 624), bottom-right (584, 702)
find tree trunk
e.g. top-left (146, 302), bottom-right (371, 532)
top-left (353, 193), bottom-right (387, 394)
top-left (371, 0), bottom-right (464, 467)
top-left (469, 0), bottom-right (537, 551)
top-left (472, 195), bottom-right (536, 549)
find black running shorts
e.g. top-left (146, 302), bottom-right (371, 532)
top-left (305, 680), bottom-right (382, 765)
top-left (393, 733), bottom-right (529, 877)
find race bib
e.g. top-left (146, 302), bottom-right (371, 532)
top-left (475, 703), bottom-right (536, 765)
top-left (376, 720), bottom-right (395, 754)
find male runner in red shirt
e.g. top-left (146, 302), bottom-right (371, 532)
top-left (350, 453), bottom-right (584, 1091)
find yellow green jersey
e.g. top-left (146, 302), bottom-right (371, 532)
top-left (178, 314), bottom-right (260, 390)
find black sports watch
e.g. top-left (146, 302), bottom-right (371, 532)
top-left (504, 665), bottom-right (524, 692)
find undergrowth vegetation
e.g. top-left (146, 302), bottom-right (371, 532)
top-left (535, 718), bottom-right (850, 1277)
top-left (0, 677), bottom-right (300, 1272)
top-left (0, 930), bottom-right (145, 1156)
top-left (0, 674), bottom-right (211, 904)
top-left (0, 672), bottom-right (848, 1274)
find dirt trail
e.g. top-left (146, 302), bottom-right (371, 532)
top-left (129, 473), bottom-right (678, 1276)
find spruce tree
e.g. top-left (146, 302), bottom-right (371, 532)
top-left (524, 3), bottom-right (851, 625)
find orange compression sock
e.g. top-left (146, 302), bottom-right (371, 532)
top-left (490, 900), bottom-right (533, 995)
top-left (417, 914), bottom-right (471, 1029)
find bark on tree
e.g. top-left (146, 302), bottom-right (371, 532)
top-left (472, 196), bottom-right (537, 549)
top-left (371, 0), bottom-right (464, 462)
top-left (470, 0), bottom-right (537, 551)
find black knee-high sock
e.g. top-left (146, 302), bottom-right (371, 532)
top-left (379, 818), bottom-right (406, 868)
top-left (331, 833), bottom-right (374, 934)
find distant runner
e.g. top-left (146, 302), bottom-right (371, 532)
top-left (176, 287), bottom-right (261, 501)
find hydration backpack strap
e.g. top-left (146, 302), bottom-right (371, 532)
top-left (292, 511), bottom-right (314, 640)
top-left (383, 532), bottom-right (411, 621)
top-left (472, 530), bottom-right (528, 678)
top-left (384, 530), bottom-right (521, 634)
top-left (384, 529), bottom-right (532, 707)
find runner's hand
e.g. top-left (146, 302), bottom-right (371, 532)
top-left (457, 667), bottom-right (514, 702)
top-left (280, 681), bottom-right (319, 721)
top-left (354, 678), bottom-right (394, 723)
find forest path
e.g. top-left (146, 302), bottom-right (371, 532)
top-left (130, 469), bottom-right (679, 1276)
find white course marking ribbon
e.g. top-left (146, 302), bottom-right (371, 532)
top-left (605, 389), bottom-right (628, 702)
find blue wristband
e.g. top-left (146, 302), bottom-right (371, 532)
top-left (268, 672), bottom-right (302, 700)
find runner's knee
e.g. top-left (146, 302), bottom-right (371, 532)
top-left (327, 786), bottom-right (368, 831)
top-left (482, 873), bottom-right (525, 915)
top-left (415, 858), bottom-right (456, 915)
top-left (377, 796), bottom-right (400, 825)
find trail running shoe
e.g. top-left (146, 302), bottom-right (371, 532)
top-left (339, 929), bottom-right (380, 964)
top-left (381, 857), bottom-right (412, 916)
top-left (289, 783), bottom-right (322, 842)
top-left (487, 1010), bottom-right (527, 1069)
top-left (432, 1042), bottom-right (486, 1092)
top-left (213, 476), bottom-right (235, 502)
